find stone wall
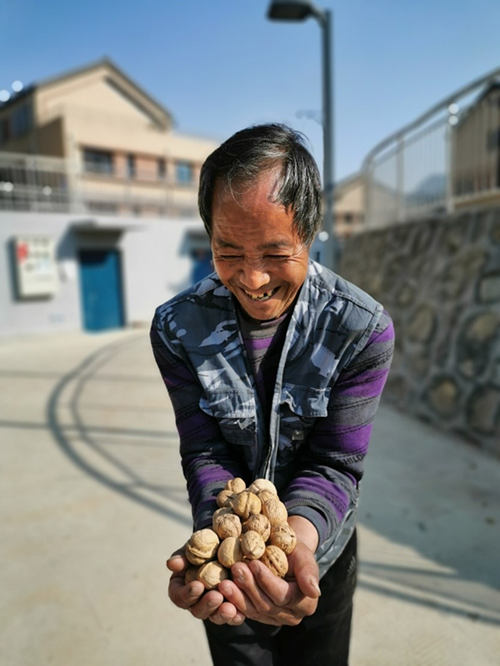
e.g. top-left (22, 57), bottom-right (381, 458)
top-left (339, 207), bottom-right (500, 458)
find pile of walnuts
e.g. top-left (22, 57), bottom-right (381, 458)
top-left (183, 477), bottom-right (297, 590)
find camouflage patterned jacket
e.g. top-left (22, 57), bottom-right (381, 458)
top-left (151, 260), bottom-right (391, 576)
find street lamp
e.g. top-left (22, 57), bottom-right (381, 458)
top-left (267, 0), bottom-right (335, 270)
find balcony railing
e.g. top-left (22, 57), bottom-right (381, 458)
top-left (0, 151), bottom-right (199, 217)
top-left (362, 67), bottom-right (500, 229)
top-left (0, 152), bottom-right (197, 217)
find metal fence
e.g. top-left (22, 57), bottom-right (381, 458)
top-left (0, 151), bottom-right (198, 218)
top-left (362, 67), bottom-right (500, 229)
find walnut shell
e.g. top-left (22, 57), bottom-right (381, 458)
top-left (240, 530), bottom-right (266, 560)
top-left (229, 491), bottom-right (262, 520)
top-left (260, 545), bottom-right (288, 577)
top-left (242, 513), bottom-right (271, 541)
top-left (212, 506), bottom-right (233, 521)
top-left (197, 561), bottom-right (229, 589)
top-left (269, 524), bottom-right (297, 555)
top-left (216, 488), bottom-right (234, 508)
top-left (257, 489), bottom-right (277, 505)
top-left (247, 478), bottom-right (277, 495)
top-left (225, 477), bottom-right (246, 494)
top-left (261, 498), bottom-right (288, 526)
top-left (217, 536), bottom-right (243, 568)
top-left (185, 528), bottom-right (220, 566)
top-left (213, 512), bottom-right (242, 539)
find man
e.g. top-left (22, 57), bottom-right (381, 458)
top-left (150, 123), bottom-right (394, 665)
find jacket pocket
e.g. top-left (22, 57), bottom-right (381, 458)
top-left (281, 383), bottom-right (331, 418)
top-left (199, 389), bottom-right (257, 448)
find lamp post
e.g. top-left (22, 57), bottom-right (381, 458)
top-left (267, 0), bottom-right (335, 270)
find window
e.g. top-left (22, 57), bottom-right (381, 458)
top-left (344, 213), bottom-right (353, 225)
top-left (11, 104), bottom-right (32, 138)
top-left (157, 158), bottom-right (166, 179)
top-left (83, 148), bottom-right (114, 175)
top-left (176, 161), bottom-right (194, 184)
top-left (127, 154), bottom-right (136, 178)
top-left (0, 117), bottom-right (10, 144)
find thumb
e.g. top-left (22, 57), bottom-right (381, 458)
top-left (290, 543), bottom-right (321, 599)
top-left (166, 547), bottom-right (187, 573)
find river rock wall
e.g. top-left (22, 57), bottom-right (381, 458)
top-left (339, 207), bottom-right (500, 457)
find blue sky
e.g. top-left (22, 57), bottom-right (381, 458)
top-left (1, 0), bottom-right (499, 180)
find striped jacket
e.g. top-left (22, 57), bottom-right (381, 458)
top-left (151, 260), bottom-right (394, 576)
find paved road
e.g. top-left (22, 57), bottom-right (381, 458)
top-left (1, 329), bottom-right (499, 665)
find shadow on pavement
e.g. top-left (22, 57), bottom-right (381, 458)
top-left (45, 334), bottom-right (192, 529)
top-left (357, 405), bottom-right (500, 626)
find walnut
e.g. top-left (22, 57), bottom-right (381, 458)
top-left (213, 511), bottom-right (242, 539)
top-left (240, 530), bottom-right (266, 560)
top-left (257, 489), bottom-right (277, 505)
top-left (197, 561), bottom-right (229, 589)
top-left (217, 536), bottom-right (243, 568)
top-left (229, 491), bottom-right (262, 520)
top-left (248, 478), bottom-right (277, 496)
top-left (269, 524), bottom-right (297, 555)
top-left (216, 488), bottom-right (234, 508)
top-left (261, 498), bottom-right (288, 526)
top-left (212, 506), bottom-right (233, 521)
top-left (260, 545), bottom-right (288, 577)
top-left (185, 528), bottom-right (220, 566)
top-left (242, 513), bottom-right (271, 541)
top-left (225, 477), bottom-right (246, 494)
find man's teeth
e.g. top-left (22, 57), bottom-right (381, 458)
top-left (245, 289), bottom-right (275, 301)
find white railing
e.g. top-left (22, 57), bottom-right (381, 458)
top-left (0, 151), bottom-right (198, 217)
top-left (362, 67), bottom-right (500, 229)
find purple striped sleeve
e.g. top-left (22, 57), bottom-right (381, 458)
top-left (284, 310), bottom-right (395, 546)
top-left (150, 324), bottom-right (244, 529)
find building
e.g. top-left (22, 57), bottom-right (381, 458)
top-left (332, 172), bottom-right (401, 239)
top-left (0, 57), bottom-right (217, 218)
top-left (452, 81), bottom-right (500, 209)
top-left (0, 59), bottom-right (218, 337)
top-left (333, 172), bottom-right (365, 239)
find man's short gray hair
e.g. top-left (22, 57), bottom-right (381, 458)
top-left (198, 123), bottom-right (322, 246)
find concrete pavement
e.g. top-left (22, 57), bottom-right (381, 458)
top-left (1, 329), bottom-right (499, 665)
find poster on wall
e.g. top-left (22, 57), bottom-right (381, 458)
top-left (13, 235), bottom-right (58, 299)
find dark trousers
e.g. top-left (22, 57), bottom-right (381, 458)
top-left (204, 530), bottom-right (358, 666)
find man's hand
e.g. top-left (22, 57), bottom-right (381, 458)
top-left (217, 516), bottom-right (321, 626)
top-left (167, 516), bottom-right (320, 627)
top-left (166, 551), bottom-right (245, 625)
top-left (218, 541), bottom-right (319, 625)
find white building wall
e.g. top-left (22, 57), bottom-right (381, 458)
top-left (121, 218), bottom-right (203, 325)
top-left (0, 212), bottom-right (206, 337)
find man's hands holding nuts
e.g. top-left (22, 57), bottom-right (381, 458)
top-left (166, 478), bottom-right (321, 626)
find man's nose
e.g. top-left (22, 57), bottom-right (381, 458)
top-left (239, 261), bottom-right (271, 291)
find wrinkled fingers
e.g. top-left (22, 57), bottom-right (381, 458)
top-left (168, 573), bottom-right (205, 609)
top-left (230, 563), bottom-right (275, 615)
top-left (188, 589), bottom-right (225, 619)
top-left (208, 601), bottom-right (245, 626)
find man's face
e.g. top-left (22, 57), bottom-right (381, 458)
top-left (211, 169), bottom-right (309, 321)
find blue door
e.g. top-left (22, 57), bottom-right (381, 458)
top-left (79, 249), bottom-right (125, 331)
top-left (191, 249), bottom-right (212, 284)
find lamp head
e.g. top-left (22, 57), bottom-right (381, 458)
top-left (267, 1), bottom-right (314, 21)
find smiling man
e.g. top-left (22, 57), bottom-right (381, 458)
top-left (150, 124), bottom-right (394, 665)
top-left (210, 167), bottom-right (309, 321)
